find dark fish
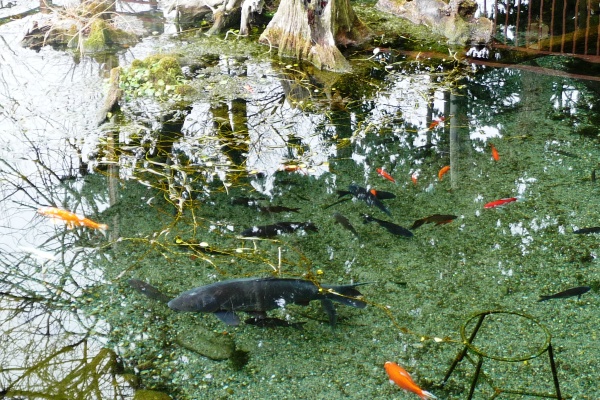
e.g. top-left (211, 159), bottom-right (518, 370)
top-left (333, 212), bottom-right (360, 238)
top-left (128, 279), bottom-right (172, 303)
top-left (174, 236), bottom-right (229, 255)
top-left (363, 214), bottom-right (413, 237)
top-left (231, 197), bottom-right (264, 207)
top-left (411, 214), bottom-right (458, 230)
top-left (257, 206), bottom-right (301, 214)
top-left (573, 227), bottom-right (600, 234)
top-left (553, 149), bottom-right (580, 159)
top-left (368, 189), bottom-right (396, 200)
top-left (336, 188), bottom-right (396, 200)
top-left (240, 222), bottom-right (317, 238)
top-left (348, 184), bottom-right (391, 216)
top-left (538, 286), bottom-right (591, 301)
top-left (245, 316), bottom-right (305, 330)
top-left (168, 277), bottom-right (368, 327)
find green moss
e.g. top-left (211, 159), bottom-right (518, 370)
top-left (83, 18), bottom-right (138, 53)
top-left (119, 55), bottom-right (189, 101)
top-left (84, 18), bottom-right (108, 53)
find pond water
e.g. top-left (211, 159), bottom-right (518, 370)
top-left (1, 6), bottom-right (599, 400)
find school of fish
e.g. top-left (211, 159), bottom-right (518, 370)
top-left (122, 119), bottom-right (593, 399)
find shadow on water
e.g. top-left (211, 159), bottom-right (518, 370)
top-left (2, 1), bottom-right (600, 399)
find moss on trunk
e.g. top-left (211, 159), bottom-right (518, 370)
top-left (259, 0), bottom-right (371, 72)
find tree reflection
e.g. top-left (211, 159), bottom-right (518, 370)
top-left (0, 136), bottom-right (132, 398)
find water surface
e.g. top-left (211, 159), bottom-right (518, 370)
top-left (1, 10), bottom-right (599, 400)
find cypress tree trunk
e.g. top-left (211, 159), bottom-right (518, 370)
top-left (259, 0), bottom-right (371, 72)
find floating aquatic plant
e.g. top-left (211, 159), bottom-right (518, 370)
top-left (119, 55), bottom-right (193, 101)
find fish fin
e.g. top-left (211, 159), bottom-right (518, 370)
top-left (362, 214), bottom-right (374, 224)
top-left (324, 285), bottom-right (368, 309)
top-left (323, 197), bottom-right (350, 210)
top-left (320, 299), bottom-right (337, 328)
top-left (214, 311), bottom-right (241, 325)
top-left (420, 390), bottom-right (437, 399)
top-left (327, 288), bottom-right (367, 308)
top-left (538, 296), bottom-right (551, 302)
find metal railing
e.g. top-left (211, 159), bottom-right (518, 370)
top-left (480, 0), bottom-right (600, 59)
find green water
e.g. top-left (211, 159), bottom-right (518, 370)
top-left (98, 62), bottom-right (599, 399)
top-left (1, 26), bottom-right (600, 400)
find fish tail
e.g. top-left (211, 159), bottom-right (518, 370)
top-left (323, 283), bottom-right (370, 308)
top-left (420, 390), bottom-right (437, 399)
top-left (323, 197), bottom-right (350, 209)
top-left (362, 214), bottom-right (374, 224)
top-left (538, 295), bottom-right (551, 302)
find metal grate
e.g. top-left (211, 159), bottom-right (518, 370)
top-left (479, 0), bottom-right (600, 58)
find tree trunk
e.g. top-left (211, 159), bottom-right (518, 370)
top-left (259, 0), bottom-right (371, 72)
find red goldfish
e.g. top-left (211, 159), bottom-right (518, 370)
top-left (385, 362), bottom-right (437, 399)
top-left (376, 168), bottom-right (396, 183)
top-left (484, 197), bottom-right (517, 209)
top-left (438, 165), bottom-right (450, 181)
top-left (428, 116), bottom-right (445, 130)
top-left (38, 207), bottom-right (108, 230)
top-left (490, 143), bottom-right (499, 161)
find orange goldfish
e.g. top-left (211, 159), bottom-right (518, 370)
top-left (384, 362), bottom-right (437, 399)
top-left (428, 116), bottom-right (445, 130)
top-left (438, 165), bottom-right (450, 181)
top-left (376, 168), bottom-right (396, 183)
top-left (280, 164), bottom-right (306, 174)
top-left (38, 207), bottom-right (108, 230)
top-left (490, 143), bottom-right (499, 161)
top-left (411, 173), bottom-right (418, 185)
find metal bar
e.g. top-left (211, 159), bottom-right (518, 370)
top-left (443, 313), bottom-right (486, 384)
top-left (538, 0), bottom-right (545, 49)
top-left (597, 16), bottom-right (600, 56)
top-left (573, 0), bottom-right (580, 53)
top-left (467, 356), bottom-right (483, 400)
top-left (548, 343), bottom-right (563, 400)
top-left (527, 0), bottom-right (533, 48)
top-left (504, 0), bottom-right (510, 45)
top-left (584, 0), bottom-right (591, 54)
top-left (516, 0), bottom-right (521, 47)
top-left (549, 0), bottom-right (556, 51)
top-left (493, 0), bottom-right (499, 44)
top-left (561, 0), bottom-right (567, 53)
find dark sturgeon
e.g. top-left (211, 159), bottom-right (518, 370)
top-left (168, 277), bottom-right (368, 327)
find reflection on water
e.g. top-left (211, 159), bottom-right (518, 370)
top-left (2, 8), bottom-right (600, 400)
